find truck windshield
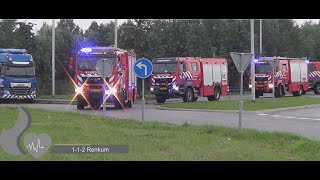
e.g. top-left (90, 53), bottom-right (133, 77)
top-left (77, 57), bottom-right (116, 71)
top-left (255, 63), bottom-right (272, 74)
top-left (4, 66), bottom-right (35, 77)
top-left (153, 63), bottom-right (177, 73)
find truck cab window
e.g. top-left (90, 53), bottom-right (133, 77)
top-left (191, 63), bottom-right (198, 71)
top-left (179, 62), bottom-right (186, 73)
top-left (282, 64), bottom-right (287, 71)
top-left (309, 64), bottom-right (315, 72)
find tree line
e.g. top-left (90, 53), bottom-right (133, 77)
top-left (0, 19), bottom-right (319, 95)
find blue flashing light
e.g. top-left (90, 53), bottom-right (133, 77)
top-left (80, 48), bottom-right (92, 53)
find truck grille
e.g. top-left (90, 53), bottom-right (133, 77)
top-left (12, 87), bottom-right (29, 96)
top-left (155, 78), bottom-right (172, 84)
top-left (255, 77), bottom-right (269, 82)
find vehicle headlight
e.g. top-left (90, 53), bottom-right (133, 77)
top-left (105, 87), bottom-right (117, 95)
top-left (4, 90), bottom-right (10, 95)
top-left (31, 91), bottom-right (36, 95)
top-left (75, 87), bottom-right (82, 94)
top-left (150, 87), bottom-right (154, 91)
top-left (268, 84), bottom-right (274, 88)
top-left (173, 85), bottom-right (179, 91)
top-left (249, 84), bottom-right (252, 88)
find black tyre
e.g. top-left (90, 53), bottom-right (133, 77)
top-left (213, 87), bottom-right (221, 101)
top-left (114, 100), bottom-right (124, 109)
top-left (314, 83), bottom-right (320, 94)
top-left (192, 97), bottom-right (198, 102)
top-left (282, 86), bottom-right (285, 96)
top-left (156, 97), bottom-right (166, 104)
top-left (255, 94), bottom-right (260, 98)
top-left (275, 85), bottom-right (282, 98)
top-left (207, 95), bottom-right (215, 101)
top-left (293, 86), bottom-right (303, 96)
top-left (183, 88), bottom-right (194, 102)
top-left (126, 100), bottom-right (132, 108)
top-left (77, 103), bottom-right (85, 110)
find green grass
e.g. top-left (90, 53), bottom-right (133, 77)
top-left (37, 94), bottom-right (74, 100)
top-left (1, 107), bottom-right (320, 160)
top-left (161, 96), bottom-right (320, 111)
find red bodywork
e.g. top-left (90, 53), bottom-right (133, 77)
top-left (68, 47), bottom-right (137, 109)
top-left (150, 57), bottom-right (229, 102)
top-left (249, 57), bottom-right (309, 97)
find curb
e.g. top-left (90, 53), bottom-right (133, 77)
top-left (255, 104), bottom-right (320, 113)
top-left (159, 104), bottom-right (320, 113)
top-left (158, 106), bottom-right (241, 113)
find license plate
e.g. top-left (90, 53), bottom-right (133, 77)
top-left (257, 85), bottom-right (264, 87)
top-left (160, 87), bottom-right (167, 90)
top-left (91, 89), bottom-right (102, 93)
top-left (17, 96), bottom-right (24, 99)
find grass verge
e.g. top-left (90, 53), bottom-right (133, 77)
top-left (161, 96), bottom-right (320, 111)
top-left (1, 107), bottom-right (320, 160)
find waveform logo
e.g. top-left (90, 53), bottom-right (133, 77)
top-left (26, 139), bottom-right (45, 152)
top-left (23, 134), bottom-right (52, 158)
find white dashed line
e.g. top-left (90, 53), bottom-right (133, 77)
top-left (256, 113), bottom-right (320, 121)
top-left (257, 114), bottom-right (270, 116)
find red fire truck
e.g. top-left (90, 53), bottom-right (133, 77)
top-left (248, 57), bottom-right (309, 98)
top-left (307, 61), bottom-right (320, 94)
top-left (68, 46), bottom-right (138, 110)
top-left (150, 57), bottom-right (229, 103)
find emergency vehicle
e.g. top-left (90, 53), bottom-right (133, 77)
top-left (150, 57), bottom-right (229, 103)
top-left (307, 61), bottom-right (320, 94)
top-left (248, 57), bottom-right (309, 98)
top-left (68, 46), bottom-right (138, 110)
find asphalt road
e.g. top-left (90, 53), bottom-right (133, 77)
top-left (1, 91), bottom-right (320, 140)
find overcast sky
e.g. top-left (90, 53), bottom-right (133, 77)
top-left (16, 19), bottom-right (320, 32)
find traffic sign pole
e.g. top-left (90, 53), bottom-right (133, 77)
top-left (230, 52), bottom-right (254, 129)
top-left (272, 60), bottom-right (275, 104)
top-left (134, 58), bottom-right (153, 124)
top-left (239, 54), bottom-right (243, 129)
top-left (142, 79), bottom-right (145, 124)
top-left (103, 61), bottom-right (106, 119)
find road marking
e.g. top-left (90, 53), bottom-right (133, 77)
top-left (284, 116), bottom-right (295, 119)
top-left (270, 115), bottom-right (282, 117)
top-left (257, 114), bottom-right (270, 116)
top-left (256, 113), bottom-right (320, 121)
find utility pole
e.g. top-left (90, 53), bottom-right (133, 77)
top-left (250, 19), bottom-right (255, 101)
top-left (52, 19), bottom-right (55, 97)
top-left (260, 19), bottom-right (262, 56)
top-left (115, 19), bottom-right (118, 48)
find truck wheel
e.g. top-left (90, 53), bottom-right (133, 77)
top-left (126, 100), bottom-right (132, 108)
top-left (156, 97), bottom-right (166, 104)
top-left (114, 100), bottom-right (124, 109)
top-left (275, 86), bottom-right (282, 98)
top-left (192, 97), bottom-right (198, 102)
top-left (293, 86), bottom-right (303, 96)
top-left (282, 86), bottom-right (285, 96)
top-left (213, 87), bottom-right (221, 101)
top-left (207, 95), bottom-right (215, 101)
top-left (183, 88), bottom-right (194, 102)
top-left (314, 83), bottom-right (320, 94)
top-left (255, 93), bottom-right (260, 98)
top-left (77, 103), bottom-right (85, 110)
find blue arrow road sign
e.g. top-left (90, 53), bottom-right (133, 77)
top-left (134, 58), bottom-right (153, 79)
